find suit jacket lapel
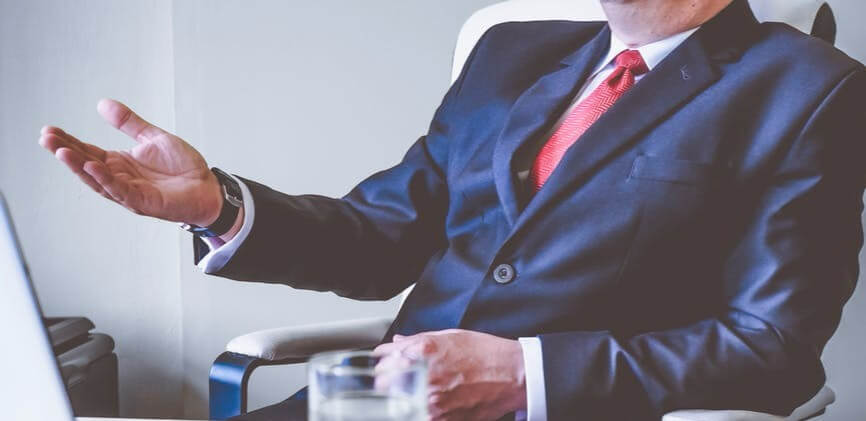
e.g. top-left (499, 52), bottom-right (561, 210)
top-left (493, 25), bottom-right (611, 227)
top-left (506, 0), bottom-right (759, 239)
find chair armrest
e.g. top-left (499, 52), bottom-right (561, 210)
top-left (662, 386), bottom-right (835, 421)
top-left (225, 316), bottom-right (394, 361)
top-left (210, 316), bottom-right (394, 420)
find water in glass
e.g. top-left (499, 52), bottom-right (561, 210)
top-left (309, 350), bottom-right (428, 421)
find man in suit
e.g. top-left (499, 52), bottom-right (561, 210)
top-left (40, 0), bottom-right (865, 419)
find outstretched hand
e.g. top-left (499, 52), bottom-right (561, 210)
top-left (40, 99), bottom-right (222, 227)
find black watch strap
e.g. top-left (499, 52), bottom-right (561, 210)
top-left (181, 168), bottom-right (243, 238)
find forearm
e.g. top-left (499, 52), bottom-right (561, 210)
top-left (194, 131), bottom-right (450, 298)
top-left (203, 175), bottom-right (443, 300)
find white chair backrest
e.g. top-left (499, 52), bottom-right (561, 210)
top-left (452, 0), bottom-right (826, 82)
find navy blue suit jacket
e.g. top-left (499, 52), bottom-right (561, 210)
top-left (203, 1), bottom-right (866, 419)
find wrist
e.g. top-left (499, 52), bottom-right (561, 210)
top-left (505, 339), bottom-right (528, 412)
top-left (194, 171), bottom-right (224, 227)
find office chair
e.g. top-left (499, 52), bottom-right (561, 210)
top-left (209, 1), bottom-right (839, 419)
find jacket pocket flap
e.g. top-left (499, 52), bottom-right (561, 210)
top-left (629, 155), bottom-right (723, 186)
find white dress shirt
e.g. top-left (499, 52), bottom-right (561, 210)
top-left (198, 26), bottom-right (699, 421)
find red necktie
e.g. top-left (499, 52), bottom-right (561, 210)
top-left (530, 50), bottom-right (649, 191)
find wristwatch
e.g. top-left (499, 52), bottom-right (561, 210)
top-left (181, 168), bottom-right (243, 238)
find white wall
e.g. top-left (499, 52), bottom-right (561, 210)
top-left (817, 2), bottom-right (866, 419)
top-left (0, 0), bottom-right (183, 418)
top-left (170, 1), bottom-right (500, 416)
top-left (0, 0), bottom-right (863, 419)
top-left (0, 0), bottom-right (498, 418)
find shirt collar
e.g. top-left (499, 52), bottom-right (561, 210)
top-left (593, 26), bottom-right (701, 75)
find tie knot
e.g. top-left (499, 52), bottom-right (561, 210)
top-left (615, 50), bottom-right (649, 75)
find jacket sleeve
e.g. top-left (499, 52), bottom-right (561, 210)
top-left (200, 29), bottom-right (490, 301)
top-left (539, 68), bottom-right (866, 419)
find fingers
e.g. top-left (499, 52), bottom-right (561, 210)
top-left (43, 126), bottom-right (112, 200)
top-left (55, 150), bottom-right (142, 212)
top-left (447, 404), bottom-right (499, 421)
top-left (55, 148), bottom-right (105, 194)
top-left (373, 352), bottom-right (417, 392)
top-left (40, 126), bottom-right (107, 162)
top-left (429, 392), bottom-right (476, 421)
top-left (82, 160), bottom-right (132, 205)
top-left (39, 123), bottom-right (145, 212)
top-left (373, 339), bottom-right (413, 357)
top-left (431, 407), bottom-right (471, 421)
top-left (373, 338), bottom-right (426, 392)
top-left (97, 98), bottom-right (164, 143)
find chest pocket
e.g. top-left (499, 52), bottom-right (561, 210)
top-left (628, 154), bottom-right (726, 188)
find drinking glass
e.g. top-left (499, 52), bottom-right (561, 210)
top-left (309, 350), bottom-right (428, 421)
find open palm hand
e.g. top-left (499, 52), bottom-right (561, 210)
top-left (40, 99), bottom-right (222, 226)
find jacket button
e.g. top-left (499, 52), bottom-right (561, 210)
top-left (493, 264), bottom-right (515, 284)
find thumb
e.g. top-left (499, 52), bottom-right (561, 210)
top-left (392, 334), bottom-right (407, 342)
top-left (97, 98), bottom-right (164, 143)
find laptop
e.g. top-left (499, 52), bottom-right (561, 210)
top-left (0, 192), bottom-right (76, 420)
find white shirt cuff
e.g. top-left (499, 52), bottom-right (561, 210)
top-left (518, 337), bottom-right (548, 421)
top-left (196, 176), bottom-right (255, 274)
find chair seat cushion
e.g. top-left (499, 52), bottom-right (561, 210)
top-left (662, 386), bottom-right (835, 421)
